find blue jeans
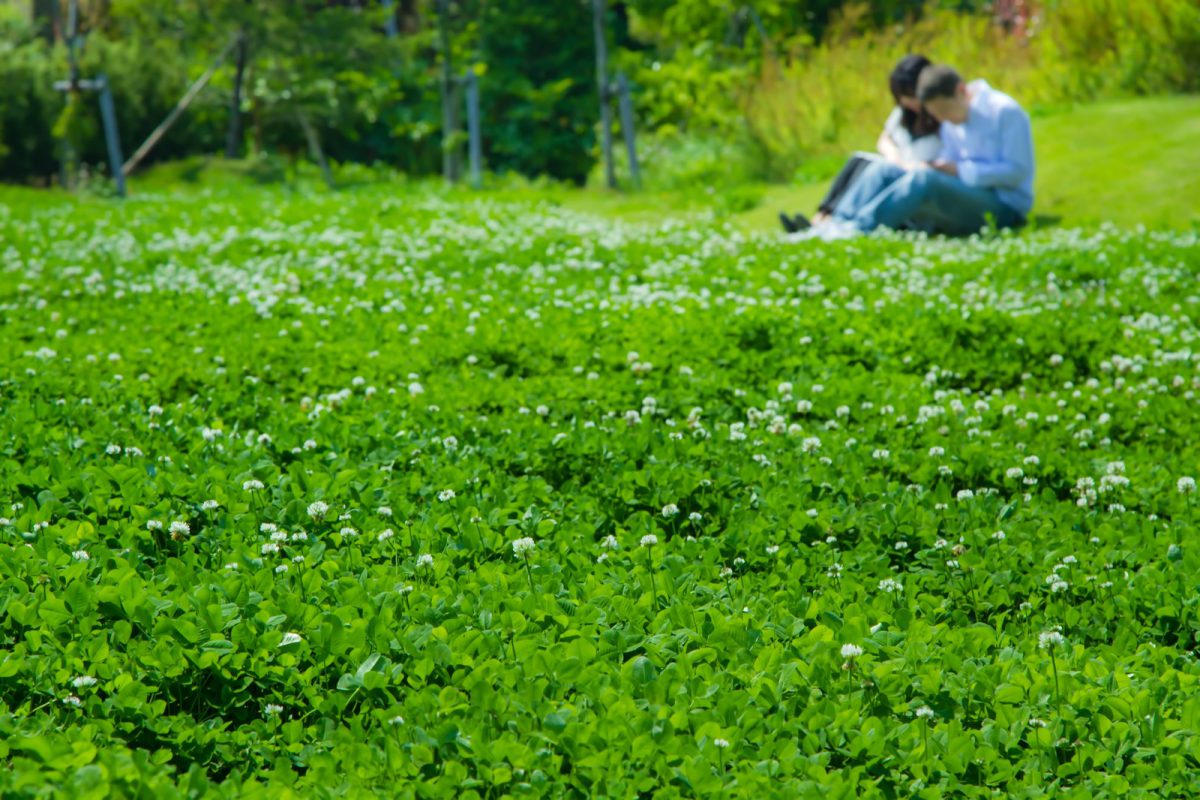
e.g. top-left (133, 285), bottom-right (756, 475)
top-left (832, 161), bottom-right (1024, 235)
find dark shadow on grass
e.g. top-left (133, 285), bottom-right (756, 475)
top-left (1029, 213), bottom-right (1063, 229)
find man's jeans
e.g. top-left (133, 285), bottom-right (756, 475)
top-left (832, 161), bottom-right (1024, 235)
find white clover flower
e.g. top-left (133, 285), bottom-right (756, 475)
top-left (661, 504), bottom-right (679, 518)
top-left (62, 695), bottom-right (82, 707)
top-left (640, 534), bottom-right (658, 547)
top-left (1038, 630), bottom-right (1065, 649)
top-left (264, 703), bottom-right (284, 716)
top-left (438, 489), bottom-right (456, 502)
top-left (416, 553), bottom-right (434, 568)
top-left (1028, 717), bottom-right (1047, 728)
top-left (802, 437), bottom-right (821, 453)
top-left (766, 544), bottom-right (779, 555)
top-left (408, 382), bottom-right (424, 396)
top-left (147, 519), bottom-right (163, 531)
top-left (169, 521), bottom-right (190, 536)
top-left (340, 527), bottom-right (359, 538)
top-left (894, 541), bottom-right (909, 550)
top-left (872, 448), bottom-right (889, 460)
top-left (274, 564), bottom-right (289, 574)
top-left (956, 489), bottom-right (974, 501)
top-left (377, 528), bottom-right (394, 542)
top-left (688, 512), bottom-right (702, 523)
top-left (202, 427), bottom-right (223, 442)
top-left (796, 400), bottom-right (813, 414)
top-left (71, 675), bottom-right (97, 689)
top-left (992, 530), bottom-right (1006, 540)
top-left (512, 537), bottom-right (536, 556)
top-left (878, 578), bottom-right (903, 593)
top-left (840, 643), bottom-right (863, 659)
top-left (261, 543), bottom-right (280, 555)
top-left (224, 562), bottom-right (239, 570)
top-left (243, 479), bottom-right (265, 491)
top-left (714, 738), bottom-right (730, 748)
top-left (307, 501), bottom-right (329, 521)
top-left (201, 500), bottom-right (220, 512)
top-left (1050, 579), bottom-right (1069, 593)
top-left (915, 705), bottom-right (934, 719)
top-left (280, 632), bottom-right (303, 647)
top-left (270, 531), bottom-right (288, 543)
top-left (389, 715), bottom-right (405, 726)
top-left (303, 439), bottom-right (318, 451)
top-left (105, 443), bottom-right (122, 455)
top-left (601, 535), bottom-right (619, 549)
top-left (1006, 467), bottom-right (1024, 480)
top-left (1178, 477), bottom-right (1196, 494)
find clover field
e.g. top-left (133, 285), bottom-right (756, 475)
top-left (2, 189), bottom-right (1200, 798)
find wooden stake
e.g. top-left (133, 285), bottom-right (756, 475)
top-left (296, 110), bottom-right (335, 190)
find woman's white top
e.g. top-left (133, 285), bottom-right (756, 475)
top-left (883, 107), bottom-right (942, 162)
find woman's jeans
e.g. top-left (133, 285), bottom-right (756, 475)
top-left (832, 160), bottom-right (1025, 235)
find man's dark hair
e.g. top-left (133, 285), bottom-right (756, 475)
top-left (889, 54), bottom-right (940, 137)
top-left (917, 65), bottom-right (964, 102)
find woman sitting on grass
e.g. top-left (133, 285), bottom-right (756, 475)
top-left (780, 54), bottom-right (942, 232)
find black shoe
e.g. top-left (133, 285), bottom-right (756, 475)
top-left (779, 212), bottom-right (812, 233)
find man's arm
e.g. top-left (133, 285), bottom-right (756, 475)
top-left (957, 105), bottom-right (1034, 188)
top-left (930, 123), bottom-right (960, 175)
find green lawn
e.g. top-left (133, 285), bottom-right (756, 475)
top-left (555, 94), bottom-right (1200, 232)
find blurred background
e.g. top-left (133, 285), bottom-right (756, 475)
top-left (2, 0), bottom-right (1198, 224)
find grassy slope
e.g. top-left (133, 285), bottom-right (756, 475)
top-left (564, 94), bottom-right (1200, 232)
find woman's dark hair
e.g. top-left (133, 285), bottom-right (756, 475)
top-left (890, 54), bottom-right (940, 138)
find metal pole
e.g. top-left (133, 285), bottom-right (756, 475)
top-left (465, 70), bottom-right (482, 189)
top-left (592, 0), bottom-right (615, 189)
top-left (96, 75), bottom-right (127, 198)
top-left (616, 72), bottom-right (640, 189)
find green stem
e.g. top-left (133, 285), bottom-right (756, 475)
top-left (647, 549), bottom-right (659, 609)
top-left (1050, 649), bottom-right (1061, 708)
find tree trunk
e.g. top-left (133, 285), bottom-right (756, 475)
top-left (225, 33), bottom-right (249, 158)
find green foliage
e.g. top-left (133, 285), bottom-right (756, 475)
top-left (1, 185), bottom-right (1200, 795)
top-left (478, 0), bottom-right (597, 183)
top-left (1, 0), bottom-right (1198, 188)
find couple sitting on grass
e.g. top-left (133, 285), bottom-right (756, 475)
top-left (782, 55), bottom-right (1034, 239)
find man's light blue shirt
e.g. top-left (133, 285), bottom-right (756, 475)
top-left (938, 80), bottom-right (1035, 216)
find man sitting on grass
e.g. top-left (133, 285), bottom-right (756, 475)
top-left (807, 64), bottom-right (1034, 237)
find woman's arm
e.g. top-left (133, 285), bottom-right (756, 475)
top-left (877, 131), bottom-right (905, 166)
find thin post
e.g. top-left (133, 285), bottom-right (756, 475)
top-left (616, 71), bottom-right (640, 189)
top-left (225, 32), bottom-right (248, 158)
top-left (96, 75), bottom-right (126, 198)
top-left (592, 0), bottom-right (615, 189)
top-left (122, 35), bottom-right (240, 176)
top-left (382, 0), bottom-right (398, 37)
top-left (436, 0), bottom-right (460, 183)
top-left (465, 69), bottom-right (482, 188)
